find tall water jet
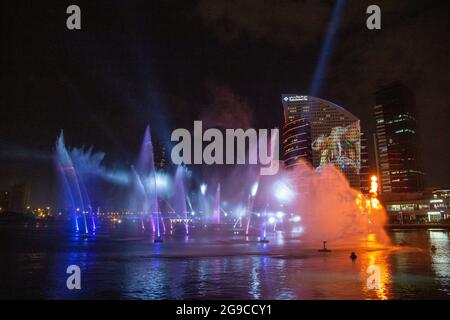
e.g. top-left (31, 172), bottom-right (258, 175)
top-left (213, 183), bottom-right (221, 224)
top-left (131, 165), bottom-right (148, 231)
top-left (58, 166), bottom-right (79, 232)
top-left (55, 132), bottom-right (89, 234)
top-left (174, 166), bottom-right (188, 235)
top-left (69, 145), bottom-right (104, 233)
top-left (79, 180), bottom-right (95, 232)
top-left (136, 126), bottom-right (161, 239)
top-left (198, 183), bottom-right (210, 224)
top-left (246, 181), bottom-right (259, 235)
top-left (186, 195), bottom-right (194, 217)
top-left (259, 204), bottom-right (270, 243)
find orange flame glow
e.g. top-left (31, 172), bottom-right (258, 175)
top-left (356, 175), bottom-right (382, 216)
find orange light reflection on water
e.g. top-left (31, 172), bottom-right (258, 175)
top-left (360, 233), bottom-right (392, 300)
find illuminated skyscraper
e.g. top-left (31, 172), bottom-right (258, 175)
top-left (360, 134), bottom-right (370, 194)
top-left (281, 95), bottom-right (362, 189)
top-left (373, 82), bottom-right (424, 193)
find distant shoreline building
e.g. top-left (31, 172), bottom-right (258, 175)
top-left (0, 190), bottom-right (10, 212)
top-left (373, 82), bottom-right (425, 194)
top-left (281, 95), bottom-right (364, 190)
top-left (0, 183), bottom-right (30, 213)
top-left (383, 188), bottom-right (450, 224)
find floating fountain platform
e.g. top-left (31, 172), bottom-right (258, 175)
top-left (154, 236), bottom-right (164, 243)
top-left (259, 237), bottom-right (270, 243)
top-left (79, 234), bottom-right (94, 239)
top-left (318, 241), bottom-right (331, 252)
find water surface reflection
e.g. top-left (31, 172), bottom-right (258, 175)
top-left (0, 222), bottom-right (449, 299)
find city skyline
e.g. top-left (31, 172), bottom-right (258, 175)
top-left (1, 81), bottom-right (446, 208)
top-left (1, 0), bottom-right (450, 304)
top-left (1, 1), bottom-right (449, 207)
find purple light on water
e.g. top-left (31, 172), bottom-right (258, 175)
top-left (174, 166), bottom-right (188, 235)
top-left (251, 182), bottom-right (259, 197)
top-left (246, 180), bottom-right (259, 235)
top-left (160, 216), bottom-right (166, 235)
top-left (213, 183), bottom-right (221, 224)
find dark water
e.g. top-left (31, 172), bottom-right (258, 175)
top-left (0, 221), bottom-right (449, 299)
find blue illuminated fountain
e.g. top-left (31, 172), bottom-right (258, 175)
top-left (213, 183), bottom-right (221, 224)
top-left (259, 205), bottom-right (270, 243)
top-left (131, 165), bottom-right (148, 230)
top-left (136, 125), bottom-right (163, 242)
top-left (174, 165), bottom-right (188, 235)
top-left (54, 110), bottom-right (387, 247)
top-left (55, 132), bottom-right (93, 235)
top-left (245, 181), bottom-right (259, 235)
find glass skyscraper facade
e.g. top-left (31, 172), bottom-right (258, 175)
top-left (374, 82), bottom-right (425, 193)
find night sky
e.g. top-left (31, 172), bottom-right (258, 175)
top-left (1, 0), bottom-right (449, 206)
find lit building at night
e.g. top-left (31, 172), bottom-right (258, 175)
top-left (281, 95), bottom-right (363, 190)
top-left (373, 82), bottom-right (425, 194)
top-left (384, 188), bottom-right (450, 224)
top-left (359, 134), bottom-right (370, 194)
top-left (0, 190), bottom-right (10, 212)
top-left (0, 185), bottom-right (31, 214)
top-left (432, 189), bottom-right (450, 199)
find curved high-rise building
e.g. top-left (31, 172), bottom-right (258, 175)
top-left (283, 117), bottom-right (312, 168)
top-left (281, 95), bottom-right (362, 189)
